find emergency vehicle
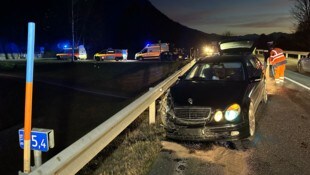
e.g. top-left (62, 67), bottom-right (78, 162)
top-left (135, 43), bottom-right (186, 61)
top-left (56, 45), bottom-right (87, 60)
top-left (94, 49), bottom-right (128, 61)
top-left (135, 43), bottom-right (170, 60)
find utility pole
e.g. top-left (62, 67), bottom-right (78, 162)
top-left (159, 40), bottom-right (161, 53)
top-left (71, 0), bottom-right (75, 62)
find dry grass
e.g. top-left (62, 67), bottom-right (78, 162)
top-left (77, 111), bottom-right (165, 175)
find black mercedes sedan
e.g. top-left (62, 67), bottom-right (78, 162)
top-left (160, 40), bottom-right (268, 143)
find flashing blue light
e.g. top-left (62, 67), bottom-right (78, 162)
top-left (145, 41), bottom-right (151, 47)
top-left (57, 40), bottom-right (71, 49)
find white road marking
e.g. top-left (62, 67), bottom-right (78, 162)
top-left (285, 77), bottom-right (310, 91)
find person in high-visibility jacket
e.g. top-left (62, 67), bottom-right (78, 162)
top-left (269, 47), bottom-right (287, 84)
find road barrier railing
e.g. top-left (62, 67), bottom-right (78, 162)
top-left (256, 49), bottom-right (309, 60)
top-left (29, 59), bottom-right (196, 175)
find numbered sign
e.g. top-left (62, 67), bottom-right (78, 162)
top-left (18, 128), bottom-right (54, 152)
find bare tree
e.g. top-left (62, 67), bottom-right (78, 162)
top-left (222, 31), bottom-right (234, 37)
top-left (291, 0), bottom-right (310, 32)
top-left (291, 0), bottom-right (310, 50)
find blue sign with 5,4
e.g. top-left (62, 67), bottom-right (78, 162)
top-left (19, 129), bottom-right (50, 152)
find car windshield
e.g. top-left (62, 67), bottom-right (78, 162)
top-left (185, 62), bottom-right (245, 81)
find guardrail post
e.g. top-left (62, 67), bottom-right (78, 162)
top-left (298, 54), bottom-right (301, 60)
top-left (149, 101), bottom-right (156, 124)
top-left (34, 150), bottom-right (42, 168)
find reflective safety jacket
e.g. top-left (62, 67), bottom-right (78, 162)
top-left (269, 48), bottom-right (287, 67)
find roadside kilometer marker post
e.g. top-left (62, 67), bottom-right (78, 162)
top-left (19, 22), bottom-right (55, 174)
top-left (18, 128), bottom-right (55, 172)
top-left (19, 128), bottom-right (55, 152)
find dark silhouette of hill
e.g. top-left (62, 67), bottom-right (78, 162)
top-left (1, 0), bottom-right (297, 59)
top-left (71, 0), bottom-right (222, 58)
top-left (0, 0), bottom-right (221, 59)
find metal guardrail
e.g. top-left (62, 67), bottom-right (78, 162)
top-left (29, 59), bottom-right (196, 175)
top-left (256, 49), bottom-right (309, 60)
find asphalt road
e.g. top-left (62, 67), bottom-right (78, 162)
top-left (148, 65), bottom-right (310, 175)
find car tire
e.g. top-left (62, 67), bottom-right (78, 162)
top-left (95, 56), bottom-right (101, 61)
top-left (248, 102), bottom-right (255, 140)
top-left (138, 57), bottom-right (144, 61)
top-left (262, 82), bottom-right (268, 103)
top-left (231, 103), bottom-right (256, 151)
top-left (297, 61), bottom-right (305, 73)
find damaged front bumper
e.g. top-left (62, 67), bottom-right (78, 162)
top-left (165, 122), bottom-right (249, 142)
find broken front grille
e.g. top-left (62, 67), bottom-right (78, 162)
top-left (174, 107), bottom-right (211, 120)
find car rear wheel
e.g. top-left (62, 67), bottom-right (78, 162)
top-left (297, 62), bottom-right (305, 73)
top-left (138, 57), bottom-right (144, 61)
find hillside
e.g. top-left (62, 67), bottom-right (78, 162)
top-left (69, 0), bottom-right (222, 57)
top-left (0, 0), bottom-right (296, 58)
top-left (0, 0), bottom-right (221, 58)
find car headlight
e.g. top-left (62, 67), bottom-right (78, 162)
top-left (214, 111), bottom-right (223, 122)
top-left (225, 103), bottom-right (241, 121)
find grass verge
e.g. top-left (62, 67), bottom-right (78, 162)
top-left (77, 111), bottom-right (165, 175)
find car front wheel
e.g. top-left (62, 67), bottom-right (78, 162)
top-left (232, 103), bottom-right (256, 150)
top-left (248, 102), bottom-right (255, 139)
top-left (262, 82), bottom-right (268, 103)
top-left (95, 56), bottom-right (101, 61)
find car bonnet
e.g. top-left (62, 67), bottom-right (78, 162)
top-left (171, 80), bottom-right (248, 109)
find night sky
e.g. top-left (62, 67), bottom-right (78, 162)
top-left (149, 0), bottom-right (294, 35)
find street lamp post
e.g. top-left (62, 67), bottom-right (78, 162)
top-left (71, 0), bottom-right (75, 62)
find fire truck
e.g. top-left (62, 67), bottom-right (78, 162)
top-left (56, 45), bottom-right (87, 60)
top-left (135, 43), bottom-right (186, 61)
top-left (94, 48), bottom-right (128, 61)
